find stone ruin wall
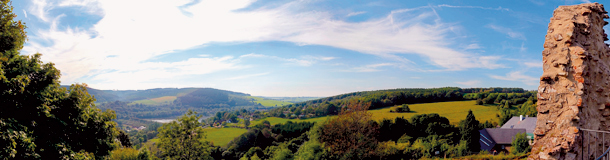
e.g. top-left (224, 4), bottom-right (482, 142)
top-left (530, 3), bottom-right (610, 160)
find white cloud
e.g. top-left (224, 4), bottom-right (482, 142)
top-left (528, 0), bottom-right (545, 6)
top-left (456, 80), bottom-right (481, 87)
top-left (477, 56), bottom-right (505, 69)
top-left (23, 0), bottom-right (507, 89)
top-left (487, 24), bottom-right (526, 40)
top-left (240, 53), bottom-right (335, 66)
top-left (347, 11), bottom-right (366, 17)
top-left (23, 9), bottom-right (28, 18)
top-left (345, 63), bottom-right (393, 72)
top-left (464, 43), bottom-right (481, 50)
top-left (435, 4), bottom-right (509, 11)
top-left (226, 72), bottom-right (270, 80)
top-left (490, 71), bottom-right (538, 86)
top-left (58, 0), bottom-right (104, 16)
top-left (524, 61), bottom-right (541, 68)
top-left (29, 0), bottom-right (50, 22)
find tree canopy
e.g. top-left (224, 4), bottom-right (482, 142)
top-left (157, 110), bottom-right (213, 160)
top-left (0, 0), bottom-right (120, 159)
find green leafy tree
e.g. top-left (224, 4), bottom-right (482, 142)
top-left (244, 118), bottom-right (251, 129)
top-left (510, 132), bottom-right (531, 154)
top-left (157, 110), bottom-right (212, 160)
top-left (497, 108), bottom-right (514, 125)
top-left (395, 104), bottom-right (410, 112)
top-left (318, 102), bottom-right (378, 159)
top-left (0, 1), bottom-right (119, 159)
top-left (503, 100), bottom-right (511, 109)
top-left (458, 110), bottom-right (480, 153)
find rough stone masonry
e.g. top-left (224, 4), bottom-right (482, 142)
top-left (529, 3), bottom-right (610, 160)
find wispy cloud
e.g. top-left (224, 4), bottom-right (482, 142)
top-left (240, 53), bottom-right (335, 67)
top-left (463, 43), bottom-right (481, 50)
top-left (528, 0), bottom-right (545, 6)
top-left (523, 61), bottom-right (541, 68)
top-left (29, 0), bottom-right (50, 22)
top-left (490, 71), bottom-right (538, 86)
top-left (226, 72), bottom-right (270, 80)
top-left (456, 80), bottom-right (481, 87)
top-left (347, 11), bottom-right (366, 17)
top-left (23, 0), bottom-right (507, 89)
top-left (344, 63), bottom-right (393, 72)
top-left (23, 9), bottom-right (28, 18)
top-left (435, 4), bottom-right (509, 11)
top-left (487, 24), bottom-right (526, 40)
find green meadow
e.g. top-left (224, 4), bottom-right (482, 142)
top-left (369, 100), bottom-right (499, 124)
top-left (189, 100), bottom-right (500, 148)
top-left (246, 96), bottom-right (293, 107)
top-left (203, 127), bottom-right (249, 147)
top-left (249, 116), bottom-right (330, 127)
top-left (130, 96), bottom-right (177, 105)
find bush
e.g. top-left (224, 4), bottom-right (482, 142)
top-left (510, 132), bottom-right (531, 154)
top-left (110, 148), bottom-right (139, 160)
top-left (397, 134), bottom-right (413, 143)
top-left (395, 104), bottom-right (411, 112)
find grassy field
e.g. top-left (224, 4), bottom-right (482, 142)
top-left (249, 100), bottom-right (498, 127)
top-left (369, 100), bottom-right (498, 124)
top-left (147, 100), bottom-right (500, 149)
top-left (246, 96), bottom-right (293, 107)
top-left (203, 127), bottom-right (248, 147)
top-left (249, 116), bottom-right (330, 127)
top-left (130, 96), bottom-right (177, 105)
top-left (141, 128), bottom-right (247, 148)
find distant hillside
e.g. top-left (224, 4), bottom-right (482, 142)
top-left (268, 87), bottom-right (528, 118)
top-left (60, 85), bottom-right (250, 104)
top-left (58, 85), bottom-right (265, 128)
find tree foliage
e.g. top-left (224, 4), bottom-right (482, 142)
top-left (395, 104), bottom-right (410, 112)
top-left (458, 110), bottom-right (480, 153)
top-left (0, 1), bottom-right (119, 159)
top-left (157, 110), bottom-right (212, 160)
top-left (318, 101), bottom-right (379, 159)
top-left (510, 132), bottom-right (531, 154)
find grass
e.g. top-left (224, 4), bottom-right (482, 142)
top-left (130, 96), bottom-right (177, 105)
top-left (249, 100), bottom-right (499, 127)
top-left (140, 128), bottom-right (247, 149)
top-left (369, 100), bottom-right (499, 125)
top-left (203, 127), bottom-right (248, 147)
top-left (145, 100), bottom-right (502, 150)
top-left (246, 96), bottom-right (293, 107)
top-left (249, 117), bottom-right (330, 127)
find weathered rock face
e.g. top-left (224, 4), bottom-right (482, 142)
top-left (530, 3), bottom-right (610, 160)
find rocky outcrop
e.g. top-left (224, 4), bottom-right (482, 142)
top-left (530, 3), bottom-right (610, 160)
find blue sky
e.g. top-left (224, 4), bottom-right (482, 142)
top-left (12, 0), bottom-right (608, 96)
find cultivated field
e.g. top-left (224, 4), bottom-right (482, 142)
top-left (130, 96), bottom-right (177, 105)
top-left (246, 96), bottom-right (293, 107)
top-left (249, 116), bottom-right (330, 127)
top-left (203, 127), bottom-right (248, 147)
top-left (369, 100), bottom-right (498, 124)
top-left (194, 100), bottom-right (499, 148)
